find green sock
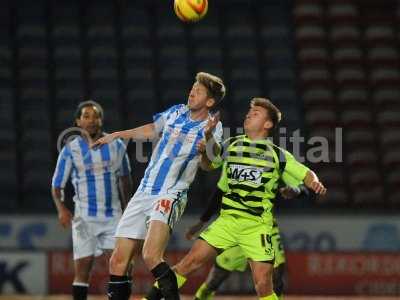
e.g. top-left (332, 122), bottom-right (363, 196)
top-left (153, 271), bottom-right (187, 289)
top-left (194, 282), bottom-right (215, 300)
top-left (259, 292), bottom-right (279, 300)
top-left (175, 272), bottom-right (187, 288)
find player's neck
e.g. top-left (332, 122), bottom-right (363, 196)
top-left (245, 130), bottom-right (268, 141)
top-left (189, 107), bottom-right (209, 121)
top-left (83, 131), bottom-right (103, 144)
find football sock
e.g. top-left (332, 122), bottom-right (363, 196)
top-left (72, 282), bottom-right (89, 300)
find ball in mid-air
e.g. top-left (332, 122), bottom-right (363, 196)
top-left (174, 0), bottom-right (208, 22)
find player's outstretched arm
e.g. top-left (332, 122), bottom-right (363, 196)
top-left (91, 123), bottom-right (157, 147)
top-left (51, 187), bottom-right (73, 228)
top-left (303, 170), bottom-right (327, 195)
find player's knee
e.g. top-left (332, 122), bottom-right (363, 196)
top-left (142, 248), bottom-right (163, 269)
top-left (109, 250), bottom-right (128, 274)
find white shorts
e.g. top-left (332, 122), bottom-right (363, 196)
top-left (115, 191), bottom-right (187, 240)
top-left (72, 216), bottom-right (119, 260)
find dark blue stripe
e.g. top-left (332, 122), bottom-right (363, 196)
top-left (141, 131), bottom-right (171, 191)
top-left (100, 144), bottom-right (113, 217)
top-left (79, 139), bottom-right (97, 217)
top-left (151, 119), bottom-right (200, 195)
top-left (172, 130), bottom-right (204, 189)
top-left (53, 147), bottom-right (69, 187)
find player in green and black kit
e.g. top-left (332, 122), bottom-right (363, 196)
top-left (144, 98), bottom-right (326, 300)
top-left (187, 181), bottom-right (308, 300)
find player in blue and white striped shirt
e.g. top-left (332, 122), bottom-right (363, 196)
top-left (51, 101), bottom-right (132, 300)
top-left (93, 72), bottom-right (226, 300)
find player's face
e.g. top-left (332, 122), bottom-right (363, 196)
top-left (187, 82), bottom-right (214, 111)
top-left (244, 105), bottom-right (273, 133)
top-left (76, 106), bottom-right (103, 137)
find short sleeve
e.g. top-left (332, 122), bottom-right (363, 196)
top-left (52, 146), bottom-right (73, 188)
top-left (153, 104), bottom-right (184, 135)
top-left (281, 150), bottom-right (309, 184)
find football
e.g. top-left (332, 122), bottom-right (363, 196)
top-left (174, 0), bottom-right (208, 22)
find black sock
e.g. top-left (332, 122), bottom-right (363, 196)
top-left (72, 283), bottom-right (88, 300)
top-left (107, 275), bottom-right (131, 300)
top-left (143, 285), bottom-right (163, 300)
top-left (151, 262), bottom-right (179, 300)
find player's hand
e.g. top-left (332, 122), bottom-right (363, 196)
top-left (279, 186), bottom-right (301, 199)
top-left (58, 207), bottom-right (73, 228)
top-left (91, 132), bottom-right (118, 148)
top-left (204, 111), bottom-right (220, 140)
top-left (185, 221), bottom-right (206, 240)
top-left (196, 140), bottom-right (206, 154)
top-left (309, 180), bottom-right (327, 195)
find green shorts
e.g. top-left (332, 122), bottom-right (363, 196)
top-left (200, 213), bottom-right (274, 262)
top-left (214, 220), bottom-right (286, 271)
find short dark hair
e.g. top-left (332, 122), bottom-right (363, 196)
top-left (250, 98), bottom-right (282, 130)
top-left (74, 100), bottom-right (104, 120)
top-left (196, 72), bottom-right (226, 105)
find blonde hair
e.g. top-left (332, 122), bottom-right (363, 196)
top-left (196, 72), bottom-right (226, 104)
top-left (250, 98), bottom-right (282, 130)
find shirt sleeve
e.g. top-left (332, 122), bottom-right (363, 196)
top-left (281, 150), bottom-right (310, 184)
top-left (52, 146), bottom-right (73, 188)
top-left (281, 172), bottom-right (303, 188)
top-left (153, 104), bottom-right (184, 135)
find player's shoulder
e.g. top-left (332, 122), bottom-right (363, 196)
top-left (61, 136), bottom-right (81, 154)
top-left (168, 103), bottom-right (187, 114)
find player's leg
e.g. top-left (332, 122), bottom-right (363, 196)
top-left (194, 264), bottom-right (230, 300)
top-left (143, 220), bottom-right (179, 300)
top-left (238, 217), bottom-right (277, 299)
top-left (108, 237), bottom-right (143, 300)
top-left (142, 193), bottom-right (190, 300)
top-left (249, 260), bottom-right (277, 300)
top-left (108, 192), bottom-right (151, 300)
top-left (194, 246), bottom-right (247, 300)
top-left (72, 255), bottom-right (94, 300)
top-left (143, 214), bottom-right (236, 300)
top-left (71, 217), bottom-right (98, 300)
top-left (143, 239), bottom-right (219, 300)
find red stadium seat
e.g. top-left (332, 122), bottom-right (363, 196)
top-left (302, 87), bottom-right (334, 107)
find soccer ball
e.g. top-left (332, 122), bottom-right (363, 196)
top-left (174, 0), bottom-right (208, 22)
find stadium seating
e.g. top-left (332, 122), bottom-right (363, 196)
top-left (2, 0), bottom-right (399, 212)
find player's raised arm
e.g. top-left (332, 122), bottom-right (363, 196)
top-left (197, 113), bottom-right (223, 171)
top-left (91, 123), bottom-right (156, 148)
